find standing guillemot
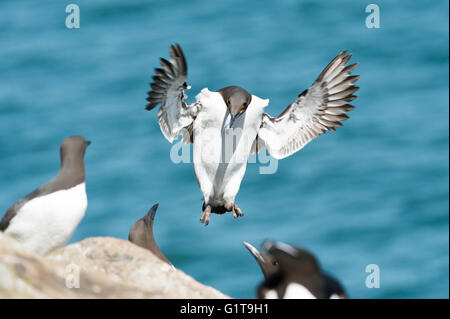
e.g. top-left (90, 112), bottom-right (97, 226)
top-left (0, 136), bottom-right (90, 255)
top-left (257, 241), bottom-right (348, 299)
top-left (243, 241), bottom-right (279, 279)
top-left (146, 44), bottom-right (359, 225)
top-left (128, 203), bottom-right (172, 265)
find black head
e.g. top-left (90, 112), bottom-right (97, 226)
top-left (261, 241), bottom-right (325, 298)
top-left (218, 86), bottom-right (252, 120)
top-left (128, 203), bottom-right (171, 265)
top-left (243, 241), bottom-right (279, 279)
top-left (262, 241), bottom-right (321, 275)
top-left (257, 241), bottom-right (348, 299)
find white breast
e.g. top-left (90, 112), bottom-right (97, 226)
top-left (5, 183), bottom-right (87, 255)
top-left (264, 289), bottom-right (279, 299)
top-left (192, 88), bottom-right (269, 206)
top-left (283, 283), bottom-right (317, 299)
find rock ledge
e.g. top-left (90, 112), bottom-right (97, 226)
top-left (0, 233), bottom-right (229, 298)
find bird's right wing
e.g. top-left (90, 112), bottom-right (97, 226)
top-left (146, 44), bottom-right (200, 143)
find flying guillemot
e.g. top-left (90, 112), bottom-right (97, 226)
top-left (128, 203), bottom-right (172, 265)
top-left (0, 136), bottom-right (90, 255)
top-left (146, 44), bottom-right (359, 225)
top-left (256, 241), bottom-right (348, 299)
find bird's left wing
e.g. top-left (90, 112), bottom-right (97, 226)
top-left (256, 51), bottom-right (359, 159)
top-left (146, 44), bottom-right (200, 143)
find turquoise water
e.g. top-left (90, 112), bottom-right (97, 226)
top-left (0, 0), bottom-right (448, 298)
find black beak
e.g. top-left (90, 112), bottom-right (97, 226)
top-left (243, 241), bottom-right (265, 263)
top-left (246, 241), bottom-right (280, 279)
top-left (85, 140), bottom-right (91, 146)
top-left (148, 203), bottom-right (159, 221)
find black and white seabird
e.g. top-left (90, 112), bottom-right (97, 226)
top-left (257, 241), bottom-right (348, 299)
top-left (146, 44), bottom-right (359, 225)
top-left (243, 241), bottom-right (279, 279)
top-left (128, 203), bottom-right (171, 265)
top-left (0, 136), bottom-right (90, 255)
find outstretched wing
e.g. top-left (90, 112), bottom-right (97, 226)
top-left (257, 51), bottom-right (359, 159)
top-left (146, 44), bottom-right (199, 143)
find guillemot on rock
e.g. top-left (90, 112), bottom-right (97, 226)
top-left (128, 203), bottom-right (172, 265)
top-left (146, 44), bottom-right (359, 225)
top-left (0, 135), bottom-right (90, 255)
top-left (257, 241), bottom-right (348, 299)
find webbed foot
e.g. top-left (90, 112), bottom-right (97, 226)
top-left (200, 204), bottom-right (212, 226)
top-left (231, 203), bottom-right (244, 219)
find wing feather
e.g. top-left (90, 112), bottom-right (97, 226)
top-left (146, 44), bottom-right (199, 143)
top-left (257, 51), bottom-right (359, 159)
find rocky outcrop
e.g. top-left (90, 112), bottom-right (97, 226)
top-left (0, 233), bottom-right (229, 298)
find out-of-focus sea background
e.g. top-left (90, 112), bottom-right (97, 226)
top-left (0, 0), bottom-right (448, 298)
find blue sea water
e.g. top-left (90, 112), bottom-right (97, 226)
top-left (0, 0), bottom-right (448, 299)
